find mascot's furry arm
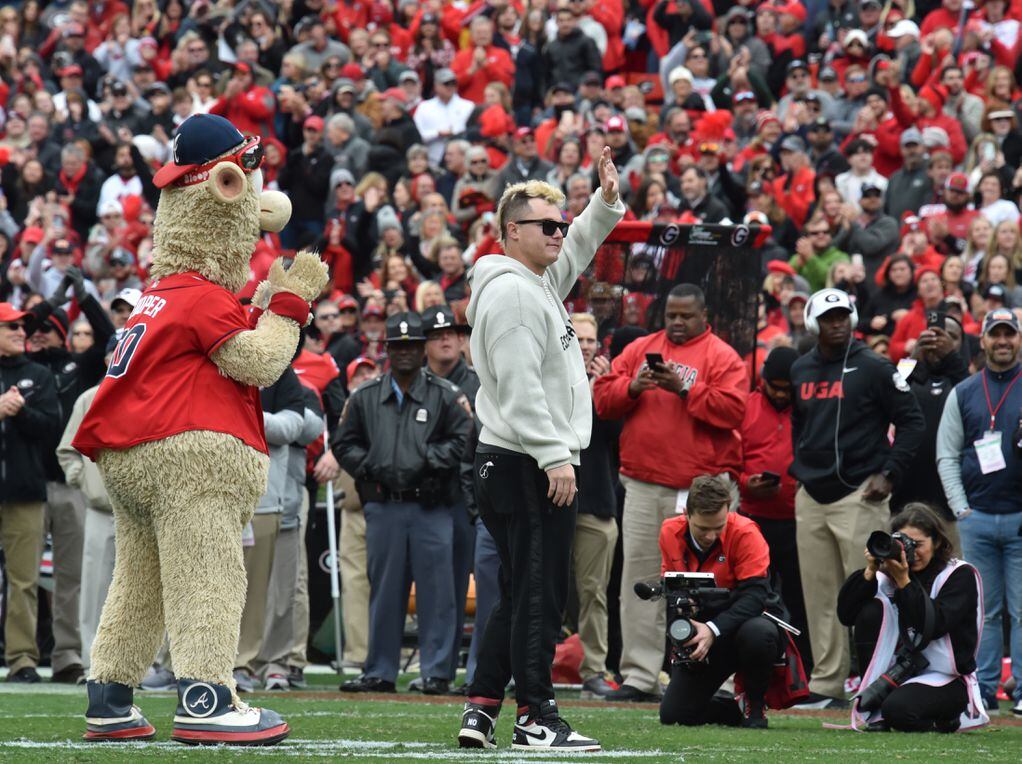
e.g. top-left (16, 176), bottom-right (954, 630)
top-left (212, 251), bottom-right (328, 388)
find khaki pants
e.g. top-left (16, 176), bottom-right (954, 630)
top-left (80, 507), bottom-right (116, 671)
top-left (255, 524), bottom-right (301, 680)
top-left (45, 482), bottom-right (85, 672)
top-left (618, 475), bottom-right (680, 694)
top-left (339, 471), bottom-right (369, 665)
top-left (796, 482), bottom-right (889, 698)
top-left (573, 513), bottom-right (618, 681)
top-left (288, 492), bottom-right (311, 669)
top-left (0, 501), bottom-right (45, 673)
top-left (236, 513), bottom-right (280, 673)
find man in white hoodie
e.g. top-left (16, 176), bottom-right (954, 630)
top-left (457, 148), bottom-right (624, 753)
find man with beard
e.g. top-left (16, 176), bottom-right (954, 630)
top-left (832, 182), bottom-right (899, 276)
top-left (807, 118), bottom-right (850, 177)
top-left (738, 346), bottom-right (812, 671)
top-left (941, 65), bottom-right (984, 143)
top-left (930, 173), bottom-right (980, 255)
top-left (884, 128), bottom-right (933, 221)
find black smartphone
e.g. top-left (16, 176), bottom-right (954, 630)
top-left (926, 309), bottom-right (947, 330)
top-left (760, 471), bottom-right (781, 485)
top-left (645, 353), bottom-right (665, 370)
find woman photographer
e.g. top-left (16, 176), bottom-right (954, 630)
top-left (837, 504), bottom-right (987, 732)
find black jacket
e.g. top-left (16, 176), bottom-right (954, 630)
top-left (278, 145), bottom-right (333, 223)
top-left (334, 369), bottom-right (471, 504)
top-left (0, 354), bottom-right (60, 502)
top-left (838, 560), bottom-right (978, 676)
top-left (579, 402), bottom-right (620, 519)
top-left (542, 29), bottom-right (603, 89)
top-left (790, 340), bottom-right (925, 503)
top-left (28, 296), bottom-right (115, 482)
top-left (679, 193), bottom-right (730, 224)
top-left (891, 351), bottom-right (969, 518)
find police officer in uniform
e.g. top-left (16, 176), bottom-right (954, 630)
top-left (335, 311), bottom-right (472, 695)
top-left (421, 305), bottom-right (484, 691)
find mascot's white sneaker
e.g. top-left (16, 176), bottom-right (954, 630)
top-left (84, 680), bottom-right (157, 741)
top-left (171, 678), bottom-right (290, 746)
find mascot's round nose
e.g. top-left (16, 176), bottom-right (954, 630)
top-left (259, 190), bottom-right (292, 233)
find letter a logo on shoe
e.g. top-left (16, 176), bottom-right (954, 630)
top-left (183, 682), bottom-right (219, 718)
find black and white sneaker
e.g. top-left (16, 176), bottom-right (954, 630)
top-left (511, 700), bottom-right (600, 752)
top-left (458, 701), bottom-right (499, 749)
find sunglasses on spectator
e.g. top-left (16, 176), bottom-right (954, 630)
top-left (341, 307), bottom-right (358, 314)
top-left (847, 74), bottom-right (867, 83)
top-left (514, 218), bottom-right (570, 236)
top-left (2, 321), bottom-right (27, 331)
top-left (470, 158), bottom-right (489, 164)
top-left (197, 80), bottom-right (213, 88)
top-left (318, 312), bottom-right (341, 320)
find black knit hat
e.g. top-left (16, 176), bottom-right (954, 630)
top-left (762, 346), bottom-right (800, 382)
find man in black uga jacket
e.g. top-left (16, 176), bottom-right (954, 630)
top-left (0, 302), bottom-right (61, 683)
top-left (789, 288), bottom-right (924, 709)
top-left (26, 266), bottom-right (115, 685)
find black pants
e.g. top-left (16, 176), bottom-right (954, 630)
top-left (468, 450), bottom-right (577, 711)
top-left (746, 515), bottom-right (813, 673)
top-left (660, 616), bottom-right (781, 726)
top-left (854, 600), bottom-right (968, 731)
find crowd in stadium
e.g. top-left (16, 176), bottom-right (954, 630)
top-left (1, 0), bottom-right (1022, 736)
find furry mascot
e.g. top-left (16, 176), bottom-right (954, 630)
top-left (72, 114), bottom-right (328, 746)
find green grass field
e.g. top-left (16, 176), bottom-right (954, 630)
top-left (1, 673), bottom-right (1020, 763)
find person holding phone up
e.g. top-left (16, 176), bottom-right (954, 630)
top-left (593, 283), bottom-right (749, 702)
top-left (738, 347), bottom-right (812, 671)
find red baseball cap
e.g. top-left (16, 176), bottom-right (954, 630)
top-left (362, 303), bottom-right (385, 319)
top-left (605, 115), bottom-right (627, 133)
top-left (59, 64), bottom-right (84, 78)
top-left (776, 1), bottom-right (808, 22)
top-left (304, 115), bottom-right (325, 131)
top-left (21, 226), bottom-right (45, 245)
top-left (0, 303), bottom-right (29, 323)
top-left (915, 266), bottom-right (940, 285)
top-left (337, 294), bottom-right (358, 311)
top-left (945, 172), bottom-right (969, 193)
top-left (900, 214), bottom-right (924, 238)
top-left (767, 260), bottom-right (796, 276)
top-left (381, 87), bottom-right (406, 105)
top-left (233, 61), bottom-right (252, 75)
top-left (346, 356), bottom-right (377, 384)
top-left (340, 63), bottom-right (364, 80)
top-left (513, 126), bottom-right (534, 140)
top-left (605, 75), bottom-right (626, 90)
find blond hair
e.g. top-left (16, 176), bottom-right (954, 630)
top-left (570, 312), bottom-right (598, 333)
top-left (495, 180), bottom-right (566, 245)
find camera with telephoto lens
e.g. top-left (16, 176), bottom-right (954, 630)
top-left (867, 530), bottom-right (917, 566)
top-left (634, 572), bottom-right (730, 666)
top-left (856, 645), bottom-right (930, 713)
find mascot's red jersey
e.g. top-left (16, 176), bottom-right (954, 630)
top-left (73, 271), bottom-right (267, 459)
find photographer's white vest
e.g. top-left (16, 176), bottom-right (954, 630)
top-left (852, 560), bottom-right (989, 731)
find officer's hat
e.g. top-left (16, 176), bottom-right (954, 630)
top-left (385, 311), bottom-right (427, 342)
top-left (421, 305), bottom-right (467, 334)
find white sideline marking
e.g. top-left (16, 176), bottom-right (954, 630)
top-left (0, 738), bottom-right (669, 759)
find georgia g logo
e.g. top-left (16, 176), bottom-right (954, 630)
top-left (479, 461), bottom-right (494, 479)
top-left (182, 682), bottom-right (218, 718)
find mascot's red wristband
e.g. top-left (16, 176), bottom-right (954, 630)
top-left (267, 292), bottom-right (311, 324)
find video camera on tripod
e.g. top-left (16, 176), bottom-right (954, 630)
top-left (634, 572), bottom-right (731, 665)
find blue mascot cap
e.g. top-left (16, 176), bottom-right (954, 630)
top-left (153, 114), bottom-right (247, 189)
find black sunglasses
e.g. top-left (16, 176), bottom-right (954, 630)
top-left (2, 321), bottom-right (27, 331)
top-left (514, 218), bottom-right (570, 236)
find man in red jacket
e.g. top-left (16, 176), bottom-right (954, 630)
top-left (451, 15), bottom-right (514, 104)
top-left (593, 283), bottom-right (748, 702)
top-left (739, 347), bottom-right (811, 669)
top-left (209, 63), bottom-right (276, 138)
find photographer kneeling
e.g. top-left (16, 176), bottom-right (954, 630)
top-left (658, 476), bottom-right (799, 728)
top-left (837, 504), bottom-right (988, 732)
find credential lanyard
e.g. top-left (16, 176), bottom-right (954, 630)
top-left (981, 367), bottom-right (1022, 431)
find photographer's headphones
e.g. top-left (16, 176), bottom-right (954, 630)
top-left (803, 288), bottom-right (859, 336)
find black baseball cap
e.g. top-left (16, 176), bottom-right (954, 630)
top-left (808, 116), bottom-right (831, 132)
top-left (422, 305), bottom-right (465, 334)
top-left (385, 311), bottom-right (427, 342)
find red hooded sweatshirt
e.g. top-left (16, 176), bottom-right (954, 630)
top-left (739, 389), bottom-right (796, 520)
top-left (593, 328), bottom-right (748, 489)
